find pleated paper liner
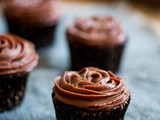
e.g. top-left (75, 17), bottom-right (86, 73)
top-left (0, 73), bottom-right (28, 112)
top-left (53, 95), bottom-right (131, 120)
top-left (5, 17), bottom-right (57, 49)
top-left (68, 40), bottom-right (127, 73)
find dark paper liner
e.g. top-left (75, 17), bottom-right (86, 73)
top-left (68, 40), bottom-right (126, 73)
top-left (0, 73), bottom-right (28, 112)
top-left (52, 95), bottom-right (131, 120)
top-left (5, 17), bottom-right (57, 49)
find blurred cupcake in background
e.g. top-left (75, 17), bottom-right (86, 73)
top-left (0, 34), bottom-right (39, 112)
top-left (66, 16), bottom-right (127, 72)
top-left (4, 0), bottom-right (62, 49)
top-left (0, 0), bottom-right (5, 14)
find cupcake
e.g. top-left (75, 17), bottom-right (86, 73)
top-left (67, 16), bottom-right (127, 72)
top-left (4, 0), bottom-right (61, 49)
top-left (52, 67), bottom-right (131, 120)
top-left (0, 34), bottom-right (39, 112)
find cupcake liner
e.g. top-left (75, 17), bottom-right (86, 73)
top-left (68, 40), bottom-right (127, 72)
top-left (5, 18), bottom-right (57, 49)
top-left (0, 73), bottom-right (28, 112)
top-left (53, 94), bottom-right (130, 120)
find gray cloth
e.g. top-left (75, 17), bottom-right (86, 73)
top-left (0, 3), bottom-right (160, 120)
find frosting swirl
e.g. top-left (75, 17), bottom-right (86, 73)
top-left (0, 34), bottom-right (39, 75)
top-left (53, 67), bottom-right (130, 110)
top-left (67, 16), bottom-right (126, 47)
top-left (4, 0), bottom-right (61, 25)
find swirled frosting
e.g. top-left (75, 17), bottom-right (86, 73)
top-left (0, 34), bottom-right (39, 75)
top-left (4, 0), bottom-right (61, 25)
top-left (53, 67), bottom-right (130, 110)
top-left (67, 16), bottom-right (126, 47)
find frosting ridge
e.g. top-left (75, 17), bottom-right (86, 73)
top-left (0, 34), bottom-right (39, 75)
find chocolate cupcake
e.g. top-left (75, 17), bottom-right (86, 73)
top-left (67, 16), bottom-right (127, 72)
top-left (0, 34), bottom-right (39, 112)
top-left (52, 67), bottom-right (131, 120)
top-left (4, 0), bottom-right (61, 49)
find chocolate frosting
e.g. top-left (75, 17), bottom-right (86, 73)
top-left (0, 34), bottom-right (39, 75)
top-left (54, 67), bottom-right (130, 110)
top-left (4, 0), bottom-right (61, 25)
top-left (67, 16), bottom-right (126, 47)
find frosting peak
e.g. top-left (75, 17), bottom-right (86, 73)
top-left (53, 67), bottom-right (130, 110)
top-left (0, 34), bottom-right (39, 75)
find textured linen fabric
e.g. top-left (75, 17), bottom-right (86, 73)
top-left (0, 3), bottom-right (160, 120)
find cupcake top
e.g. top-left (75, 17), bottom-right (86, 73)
top-left (53, 67), bottom-right (130, 110)
top-left (67, 16), bottom-right (126, 47)
top-left (0, 34), bottom-right (39, 75)
top-left (4, 0), bottom-right (61, 25)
